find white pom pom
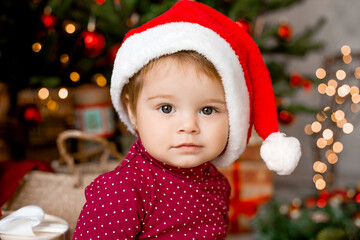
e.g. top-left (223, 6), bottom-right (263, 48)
top-left (260, 132), bottom-right (301, 175)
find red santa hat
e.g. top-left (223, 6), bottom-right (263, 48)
top-left (110, 0), bottom-right (301, 175)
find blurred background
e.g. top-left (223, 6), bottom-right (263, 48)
top-left (1, 0), bottom-right (360, 239)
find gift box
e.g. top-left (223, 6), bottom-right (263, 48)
top-left (217, 137), bottom-right (273, 233)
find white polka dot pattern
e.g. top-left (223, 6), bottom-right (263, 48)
top-left (73, 139), bottom-right (230, 239)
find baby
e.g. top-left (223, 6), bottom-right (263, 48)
top-left (73, 0), bottom-right (301, 239)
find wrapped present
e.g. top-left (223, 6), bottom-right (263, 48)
top-left (218, 140), bottom-right (274, 233)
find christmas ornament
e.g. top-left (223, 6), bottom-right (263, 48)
top-left (94, 0), bottom-right (106, 5)
top-left (41, 14), bottom-right (57, 29)
top-left (290, 73), bottom-right (302, 87)
top-left (278, 110), bottom-right (295, 125)
top-left (21, 104), bottom-right (42, 126)
top-left (108, 43), bottom-right (122, 64)
top-left (78, 30), bottom-right (106, 57)
top-left (277, 24), bottom-right (292, 41)
top-left (235, 18), bottom-right (253, 35)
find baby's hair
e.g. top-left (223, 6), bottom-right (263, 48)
top-left (121, 50), bottom-right (221, 116)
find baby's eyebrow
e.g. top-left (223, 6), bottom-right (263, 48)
top-left (146, 94), bottom-right (174, 101)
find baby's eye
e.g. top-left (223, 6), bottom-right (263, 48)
top-left (201, 107), bottom-right (215, 115)
top-left (159, 105), bottom-right (174, 114)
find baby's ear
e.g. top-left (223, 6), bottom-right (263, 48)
top-left (124, 94), bottom-right (137, 129)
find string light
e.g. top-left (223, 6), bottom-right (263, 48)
top-left (94, 73), bottom-right (107, 87)
top-left (341, 45), bottom-right (351, 55)
top-left (58, 88), bottom-right (68, 99)
top-left (350, 86), bottom-right (359, 95)
top-left (352, 94), bottom-right (360, 104)
top-left (355, 67), bottom-right (360, 79)
top-left (47, 99), bottom-right (59, 111)
top-left (65, 23), bottom-right (76, 34)
top-left (327, 79), bottom-right (337, 88)
top-left (315, 178), bottom-right (326, 190)
top-left (325, 86), bottom-right (336, 96)
top-left (337, 85), bottom-right (350, 97)
top-left (327, 152), bottom-right (338, 164)
top-left (336, 70), bottom-right (346, 80)
top-left (316, 138), bottom-right (327, 149)
top-left (316, 111), bottom-right (327, 122)
top-left (32, 42), bottom-right (42, 53)
top-left (336, 118), bottom-right (347, 128)
top-left (343, 122), bottom-right (354, 134)
top-left (60, 54), bottom-right (69, 64)
top-left (70, 72), bottom-right (80, 82)
top-left (311, 121), bottom-right (322, 133)
top-left (304, 124), bottom-right (313, 135)
top-left (343, 55), bottom-right (352, 64)
top-left (322, 129), bottom-right (333, 140)
top-left (316, 68), bottom-right (326, 79)
top-left (317, 83), bottom-right (327, 94)
top-left (38, 88), bottom-right (49, 100)
top-left (334, 110), bottom-right (345, 121)
top-left (333, 142), bottom-right (343, 153)
top-left (313, 174), bottom-right (323, 183)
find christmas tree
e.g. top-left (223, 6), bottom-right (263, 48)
top-left (0, 0), bottom-right (324, 122)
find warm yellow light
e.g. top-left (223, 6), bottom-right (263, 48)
top-left (352, 94), bottom-right (360, 104)
top-left (327, 79), bottom-right (338, 88)
top-left (318, 83), bottom-right (327, 94)
top-left (313, 161), bottom-right (327, 173)
top-left (325, 86), bottom-right (336, 96)
top-left (315, 179), bottom-right (326, 190)
top-left (341, 45), bottom-right (351, 55)
top-left (337, 85), bottom-right (350, 97)
top-left (325, 149), bottom-right (334, 158)
top-left (350, 86), bottom-right (359, 96)
top-left (316, 111), bottom-right (327, 122)
top-left (313, 174), bottom-right (323, 183)
top-left (47, 99), bottom-right (59, 111)
top-left (336, 70), bottom-right (346, 80)
top-left (38, 88), bottom-right (49, 100)
top-left (335, 95), bottom-right (345, 104)
top-left (70, 72), bottom-right (80, 82)
top-left (317, 138), bottom-right (327, 149)
top-left (324, 106), bottom-right (331, 112)
top-left (327, 153), bottom-right (338, 164)
top-left (343, 55), bottom-right (352, 64)
top-left (316, 68), bottom-right (326, 79)
top-left (326, 138), bottom-right (333, 146)
top-left (32, 42), bottom-right (42, 52)
top-left (343, 122), bottom-right (354, 134)
top-left (333, 142), bottom-right (343, 153)
top-left (311, 121), bottom-right (322, 133)
top-left (60, 54), bottom-right (69, 63)
top-left (94, 74), bottom-right (107, 87)
top-left (336, 118), bottom-right (347, 128)
top-left (334, 110), bottom-right (345, 121)
top-left (58, 88), bottom-right (68, 99)
top-left (65, 23), bottom-right (76, 34)
top-left (331, 112), bottom-right (337, 122)
top-left (322, 129), bottom-right (333, 140)
top-left (304, 124), bottom-right (313, 135)
top-left (351, 103), bottom-right (360, 113)
top-left (355, 67), bottom-right (360, 79)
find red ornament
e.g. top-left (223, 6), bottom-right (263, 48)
top-left (302, 80), bottom-right (313, 91)
top-left (22, 104), bottom-right (42, 125)
top-left (236, 18), bottom-right (253, 35)
top-left (278, 110), bottom-right (294, 125)
top-left (290, 73), bottom-right (302, 87)
top-left (79, 30), bottom-right (106, 57)
top-left (108, 43), bottom-right (122, 64)
top-left (41, 14), bottom-right (57, 29)
top-left (356, 193), bottom-right (360, 203)
top-left (94, 0), bottom-right (106, 5)
top-left (278, 24), bottom-right (292, 40)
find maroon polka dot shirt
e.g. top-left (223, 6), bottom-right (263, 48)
top-left (73, 139), bottom-right (230, 239)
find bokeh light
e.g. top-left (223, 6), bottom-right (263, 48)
top-left (38, 88), bottom-right (49, 100)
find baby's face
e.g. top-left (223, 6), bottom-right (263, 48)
top-left (128, 58), bottom-right (229, 168)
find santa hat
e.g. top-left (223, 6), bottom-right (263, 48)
top-left (110, 0), bottom-right (301, 175)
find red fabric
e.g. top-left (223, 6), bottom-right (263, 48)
top-left (0, 160), bottom-right (53, 207)
top-left (73, 139), bottom-right (231, 239)
top-left (122, 0), bottom-right (279, 141)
